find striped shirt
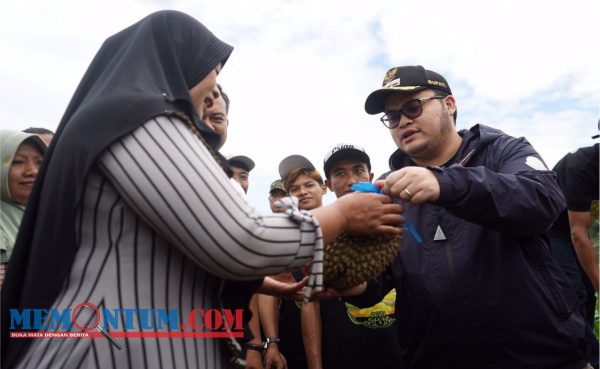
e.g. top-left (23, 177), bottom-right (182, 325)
top-left (18, 116), bottom-right (320, 369)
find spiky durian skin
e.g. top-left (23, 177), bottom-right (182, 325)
top-left (323, 232), bottom-right (402, 290)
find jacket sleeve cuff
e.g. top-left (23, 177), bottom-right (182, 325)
top-left (428, 165), bottom-right (458, 205)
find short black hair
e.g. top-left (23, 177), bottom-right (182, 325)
top-left (217, 84), bottom-right (230, 113)
top-left (23, 127), bottom-right (54, 135)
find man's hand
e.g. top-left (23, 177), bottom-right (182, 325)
top-left (379, 166), bottom-right (440, 204)
top-left (264, 344), bottom-right (287, 369)
top-left (309, 282), bottom-right (367, 301)
top-left (245, 349), bottom-right (264, 369)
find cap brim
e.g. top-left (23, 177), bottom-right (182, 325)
top-left (279, 155), bottom-right (316, 179)
top-left (24, 134), bottom-right (48, 154)
top-left (364, 86), bottom-right (427, 115)
top-left (269, 188), bottom-right (287, 194)
top-left (324, 149), bottom-right (371, 178)
top-left (228, 155), bottom-right (255, 172)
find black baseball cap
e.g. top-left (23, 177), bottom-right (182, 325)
top-left (323, 143), bottom-right (371, 178)
top-left (228, 155), bottom-right (255, 172)
top-left (365, 65), bottom-right (452, 115)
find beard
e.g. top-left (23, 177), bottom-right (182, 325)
top-left (397, 111), bottom-right (456, 163)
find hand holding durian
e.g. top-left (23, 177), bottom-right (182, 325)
top-left (323, 182), bottom-right (404, 290)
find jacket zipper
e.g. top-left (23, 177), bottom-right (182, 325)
top-left (441, 213), bottom-right (478, 364)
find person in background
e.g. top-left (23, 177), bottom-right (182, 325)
top-left (204, 87), bottom-right (262, 369)
top-left (203, 84), bottom-right (252, 198)
top-left (226, 153), bottom-right (262, 369)
top-left (549, 141), bottom-right (599, 369)
top-left (268, 179), bottom-right (288, 214)
top-left (283, 156), bottom-right (328, 369)
top-left (341, 65), bottom-right (588, 368)
top-left (256, 179), bottom-right (290, 369)
top-left (0, 130), bottom-right (47, 285)
top-left (228, 155), bottom-right (254, 194)
top-left (203, 84), bottom-right (229, 149)
top-left (1, 12), bottom-right (403, 368)
top-left (260, 155), bottom-right (328, 369)
top-left (22, 127), bottom-right (54, 147)
top-left (301, 143), bottom-right (404, 369)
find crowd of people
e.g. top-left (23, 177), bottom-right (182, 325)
top-left (0, 10), bottom-right (598, 369)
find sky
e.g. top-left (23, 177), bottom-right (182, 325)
top-left (1, 0), bottom-right (598, 213)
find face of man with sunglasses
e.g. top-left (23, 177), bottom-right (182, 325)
top-left (384, 90), bottom-right (458, 167)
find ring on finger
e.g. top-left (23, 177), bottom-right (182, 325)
top-left (402, 188), bottom-right (413, 198)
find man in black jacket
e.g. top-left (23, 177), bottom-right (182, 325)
top-left (343, 65), bottom-right (589, 368)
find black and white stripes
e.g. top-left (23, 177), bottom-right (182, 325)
top-left (100, 116), bottom-right (316, 277)
top-left (19, 116), bottom-right (320, 369)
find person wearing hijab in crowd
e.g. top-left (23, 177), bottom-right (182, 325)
top-left (0, 130), bottom-right (47, 284)
top-left (0, 10), bottom-right (402, 369)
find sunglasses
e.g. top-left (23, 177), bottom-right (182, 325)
top-left (380, 95), bottom-right (445, 129)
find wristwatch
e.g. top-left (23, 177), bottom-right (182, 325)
top-left (245, 342), bottom-right (266, 353)
top-left (265, 337), bottom-right (280, 347)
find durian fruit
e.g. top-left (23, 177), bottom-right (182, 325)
top-left (323, 232), bottom-right (402, 290)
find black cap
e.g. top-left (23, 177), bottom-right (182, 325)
top-left (365, 65), bottom-right (452, 114)
top-left (323, 143), bottom-right (371, 178)
top-left (228, 155), bottom-right (255, 172)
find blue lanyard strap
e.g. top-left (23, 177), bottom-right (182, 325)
top-left (351, 182), bottom-right (423, 244)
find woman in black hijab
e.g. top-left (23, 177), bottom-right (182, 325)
top-left (1, 10), bottom-right (402, 369)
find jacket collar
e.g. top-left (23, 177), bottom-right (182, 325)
top-left (388, 124), bottom-right (503, 170)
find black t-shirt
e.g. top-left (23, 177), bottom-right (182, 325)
top-left (278, 298), bottom-right (307, 368)
top-left (321, 290), bottom-right (405, 369)
top-left (550, 143), bottom-right (599, 239)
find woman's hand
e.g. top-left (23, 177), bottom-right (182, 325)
top-left (333, 192), bottom-right (404, 235)
top-left (256, 274), bottom-right (308, 298)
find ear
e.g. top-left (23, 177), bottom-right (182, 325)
top-left (321, 184), bottom-right (328, 195)
top-left (369, 172), bottom-right (375, 182)
top-left (325, 179), bottom-right (333, 191)
top-left (444, 95), bottom-right (456, 117)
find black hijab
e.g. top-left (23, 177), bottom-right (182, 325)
top-left (1, 10), bottom-right (233, 366)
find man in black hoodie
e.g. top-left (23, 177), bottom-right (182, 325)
top-left (343, 65), bottom-right (589, 369)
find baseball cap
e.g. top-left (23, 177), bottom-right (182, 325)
top-left (278, 155), bottom-right (316, 180)
top-left (365, 65), bottom-right (452, 115)
top-left (323, 143), bottom-right (371, 178)
top-left (269, 179), bottom-right (287, 194)
top-left (228, 155), bottom-right (255, 172)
